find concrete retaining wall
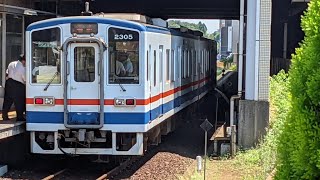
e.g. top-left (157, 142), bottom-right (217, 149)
top-left (238, 100), bottom-right (269, 149)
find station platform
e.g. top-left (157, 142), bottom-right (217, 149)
top-left (0, 111), bottom-right (26, 140)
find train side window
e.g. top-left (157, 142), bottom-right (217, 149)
top-left (207, 51), bottom-right (209, 73)
top-left (74, 47), bottom-right (95, 82)
top-left (166, 49), bottom-right (170, 82)
top-left (204, 50), bottom-right (206, 74)
top-left (204, 50), bottom-right (207, 73)
top-left (147, 51), bottom-right (149, 81)
top-left (171, 50), bottom-right (175, 81)
top-left (159, 46), bottom-right (163, 83)
top-left (201, 50), bottom-right (204, 74)
top-left (203, 51), bottom-right (205, 74)
top-left (194, 50), bottom-right (197, 75)
top-left (108, 27), bottom-right (139, 84)
top-left (207, 51), bottom-right (209, 72)
top-left (204, 51), bottom-right (206, 73)
top-left (184, 50), bottom-right (187, 78)
top-left (189, 51), bottom-right (192, 78)
top-left (186, 50), bottom-right (190, 78)
top-left (177, 47), bottom-right (180, 79)
top-left (31, 27), bottom-right (61, 84)
top-left (185, 51), bottom-right (188, 78)
top-left (154, 50), bottom-right (156, 86)
top-left (181, 50), bottom-right (184, 79)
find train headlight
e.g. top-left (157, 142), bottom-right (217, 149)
top-left (114, 99), bottom-right (125, 106)
top-left (114, 98), bottom-right (136, 106)
top-left (44, 97), bottom-right (55, 105)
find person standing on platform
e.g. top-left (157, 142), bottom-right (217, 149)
top-left (2, 54), bottom-right (26, 121)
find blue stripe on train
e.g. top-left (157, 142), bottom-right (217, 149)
top-left (27, 84), bottom-right (210, 124)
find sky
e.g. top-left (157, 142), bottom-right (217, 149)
top-left (168, 19), bottom-right (220, 33)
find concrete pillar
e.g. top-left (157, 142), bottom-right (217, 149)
top-left (239, 0), bottom-right (271, 149)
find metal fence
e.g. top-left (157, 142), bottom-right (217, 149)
top-left (270, 57), bottom-right (291, 76)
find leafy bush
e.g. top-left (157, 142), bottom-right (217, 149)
top-left (275, 1), bottom-right (320, 179)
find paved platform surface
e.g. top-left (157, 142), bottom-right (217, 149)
top-left (0, 111), bottom-right (26, 140)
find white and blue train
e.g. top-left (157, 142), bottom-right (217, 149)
top-left (25, 13), bottom-right (216, 155)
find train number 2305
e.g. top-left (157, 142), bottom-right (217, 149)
top-left (114, 34), bottom-right (133, 40)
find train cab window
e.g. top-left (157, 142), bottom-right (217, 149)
top-left (108, 27), bottom-right (139, 84)
top-left (31, 28), bottom-right (61, 84)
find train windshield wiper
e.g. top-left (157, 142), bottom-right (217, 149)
top-left (44, 72), bottom-right (59, 91)
top-left (115, 76), bottom-right (126, 92)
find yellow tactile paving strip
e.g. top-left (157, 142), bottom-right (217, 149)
top-left (0, 121), bottom-right (25, 139)
top-left (0, 111), bottom-right (17, 121)
top-left (0, 111), bottom-right (25, 133)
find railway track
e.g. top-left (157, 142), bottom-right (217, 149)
top-left (39, 155), bottom-right (149, 180)
top-left (96, 158), bottom-right (133, 180)
top-left (35, 156), bottom-right (117, 180)
top-left (95, 142), bottom-right (162, 180)
top-left (42, 168), bottom-right (68, 180)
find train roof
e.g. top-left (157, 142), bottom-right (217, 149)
top-left (27, 16), bottom-right (214, 41)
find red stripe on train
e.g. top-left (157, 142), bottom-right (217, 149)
top-left (26, 76), bottom-right (210, 105)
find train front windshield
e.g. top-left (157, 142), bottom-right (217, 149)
top-left (31, 28), bottom-right (61, 84)
top-left (108, 27), bottom-right (139, 84)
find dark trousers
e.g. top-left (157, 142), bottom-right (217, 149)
top-left (2, 78), bottom-right (26, 120)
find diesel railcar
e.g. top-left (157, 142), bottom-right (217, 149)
top-left (26, 13), bottom-right (216, 155)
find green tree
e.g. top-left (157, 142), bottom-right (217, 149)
top-left (168, 20), bottom-right (180, 28)
top-left (197, 21), bottom-right (207, 34)
top-left (213, 31), bottom-right (220, 42)
top-left (276, 1), bottom-right (320, 179)
top-left (168, 20), bottom-right (214, 35)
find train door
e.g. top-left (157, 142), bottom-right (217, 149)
top-left (66, 43), bottom-right (101, 127)
top-left (150, 49), bottom-right (161, 120)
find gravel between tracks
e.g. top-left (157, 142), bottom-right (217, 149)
top-left (124, 152), bottom-right (194, 180)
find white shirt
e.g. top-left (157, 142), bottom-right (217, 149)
top-left (116, 61), bottom-right (126, 76)
top-left (6, 61), bottom-right (26, 84)
top-left (123, 58), bottom-right (133, 74)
